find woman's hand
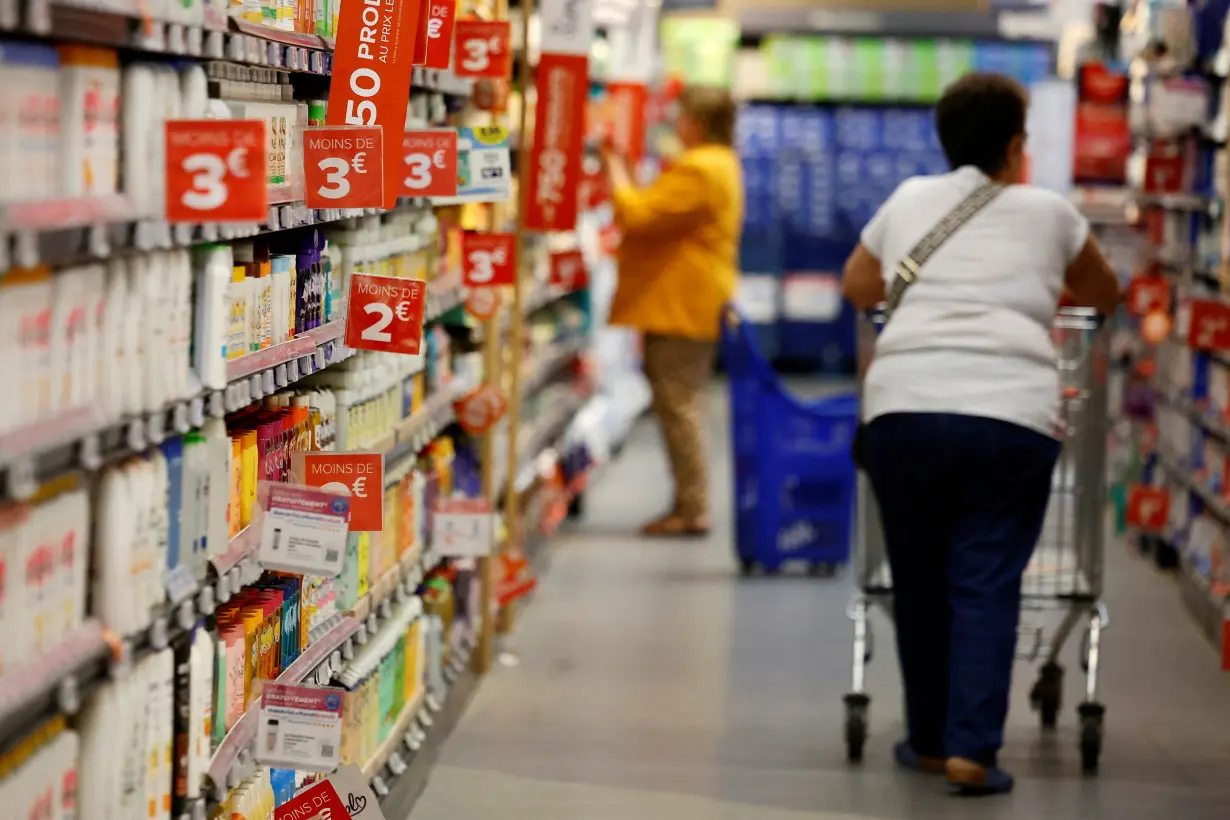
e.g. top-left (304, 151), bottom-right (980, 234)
top-left (604, 149), bottom-right (633, 192)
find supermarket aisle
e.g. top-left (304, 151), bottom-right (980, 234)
top-left (411, 385), bottom-right (1230, 820)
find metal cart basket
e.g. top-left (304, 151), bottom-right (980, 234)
top-left (844, 306), bottom-right (1111, 773)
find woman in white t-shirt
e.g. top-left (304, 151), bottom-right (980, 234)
top-left (841, 73), bottom-right (1121, 797)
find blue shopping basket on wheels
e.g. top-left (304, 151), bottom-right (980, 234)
top-left (720, 305), bottom-right (859, 576)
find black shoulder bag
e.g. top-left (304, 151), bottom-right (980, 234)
top-left (850, 180), bottom-right (1003, 469)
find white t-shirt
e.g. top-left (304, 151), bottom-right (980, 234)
top-left (860, 166), bottom-right (1090, 438)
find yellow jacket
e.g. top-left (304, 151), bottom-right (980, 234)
top-left (609, 145), bottom-right (743, 342)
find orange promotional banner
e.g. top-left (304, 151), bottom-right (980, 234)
top-left (607, 82), bottom-right (647, 165)
top-left (548, 248), bottom-right (587, 290)
top-left (326, 0), bottom-right (424, 209)
top-left (303, 126), bottom-right (384, 209)
top-left (525, 52), bottom-right (588, 231)
top-left (165, 120), bottom-right (268, 223)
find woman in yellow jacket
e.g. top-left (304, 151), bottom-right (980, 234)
top-left (605, 86), bottom-right (743, 537)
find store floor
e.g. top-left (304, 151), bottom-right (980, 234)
top-left (411, 385), bottom-right (1230, 820)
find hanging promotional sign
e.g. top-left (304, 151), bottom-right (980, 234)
top-left (453, 19), bottom-right (512, 78)
top-left (294, 452), bottom-right (385, 532)
top-left (465, 287), bottom-right (502, 321)
top-left (454, 385), bottom-right (507, 434)
top-left (1126, 485), bottom-right (1170, 532)
top-left (414, 0), bottom-right (458, 68)
top-left (327, 0), bottom-right (424, 209)
top-left (303, 126), bottom-right (384, 209)
top-left (344, 273), bottom-right (429, 355)
top-left (461, 232), bottom-right (516, 287)
top-left (526, 53), bottom-right (588, 230)
top-left (1186, 299), bottom-right (1230, 351)
top-left (607, 82), bottom-right (648, 165)
top-left (401, 129), bottom-right (460, 197)
top-left (165, 120), bottom-right (268, 223)
top-left (549, 248), bottom-right (587, 290)
top-left (525, 0), bottom-right (592, 231)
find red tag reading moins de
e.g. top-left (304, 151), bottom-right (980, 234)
top-left (461, 232), bottom-right (516, 287)
top-left (401, 129), bottom-right (459, 197)
top-left (303, 126), bottom-right (384, 209)
top-left (414, 0), bottom-right (457, 68)
top-left (274, 779), bottom-right (349, 820)
top-left (165, 120), bottom-right (268, 223)
top-left (344, 273), bottom-right (428, 355)
top-left (327, 0), bottom-right (423, 209)
top-left (295, 452), bottom-right (385, 532)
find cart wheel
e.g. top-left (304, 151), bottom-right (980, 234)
top-left (843, 693), bottom-right (870, 765)
top-left (1029, 662), bottom-right (1064, 730)
top-left (1078, 702), bottom-right (1105, 775)
top-left (567, 492), bottom-right (584, 520)
top-left (738, 558), bottom-right (755, 577)
top-left (810, 562), bottom-right (837, 578)
top-left (1080, 717), bottom-right (1102, 773)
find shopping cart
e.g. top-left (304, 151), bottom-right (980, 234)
top-left (844, 306), bottom-right (1111, 773)
top-left (720, 305), bottom-right (859, 576)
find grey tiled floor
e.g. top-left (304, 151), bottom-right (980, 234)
top-left (411, 387), bottom-right (1230, 819)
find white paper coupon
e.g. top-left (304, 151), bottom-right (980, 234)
top-left (258, 483), bottom-right (351, 577)
top-left (432, 497), bottom-right (494, 557)
top-left (257, 681), bottom-right (345, 773)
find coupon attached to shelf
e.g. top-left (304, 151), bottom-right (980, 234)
top-left (433, 125), bottom-right (511, 204)
top-left (257, 681), bottom-right (345, 773)
top-left (257, 482), bottom-right (351, 577)
top-left (433, 497), bottom-right (494, 557)
top-left (274, 764), bottom-right (386, 820)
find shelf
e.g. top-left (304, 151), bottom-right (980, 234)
top-left (0, 621), bottom-right (109, 751)
top-left (374, 384), bottom-right (462, 467)
top-left (0, 193), bottom-right (435, 270)
top-left (204, 613), bottom-right (360, 800)
top-left (1072, 186), bottom-right (1214, 224)
top-left (362, 689), bottom-right (426, 781)
top-left (520, 336), bottom-right (587, 398)
top-left (376, 662), bottom-right (478, 814)
top-left (0, 319), bottom-right (351, 501)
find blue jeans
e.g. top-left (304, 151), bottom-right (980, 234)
top-left (863, 412), bottom-right (1061, 766)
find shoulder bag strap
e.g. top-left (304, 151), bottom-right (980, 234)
top-left (883, 180), bottom-right (1003, 319)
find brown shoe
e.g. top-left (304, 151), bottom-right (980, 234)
top-left (946, 758), bottom-right (1014, 796)
top-left (639, 513), bottom-right (710, 538)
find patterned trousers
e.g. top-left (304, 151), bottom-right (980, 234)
top-left (643, 334), bottom-right (716, 519)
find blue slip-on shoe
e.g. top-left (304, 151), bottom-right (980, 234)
top-left (946, 757), bottom-right (1014, 796)
top-left (893, 741), bottom-right (946, 774)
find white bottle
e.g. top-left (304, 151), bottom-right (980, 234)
top-left (172, 248), bottom-right (195, 400)
top-left (202, 419), bottom-right (230, 565)
top-left (121, 63), bottom-right (158, 217)
top-left (146, 449), bottom-right (170, 616)
top-left (101, 257), bottom-right (130, 420)
top-left (94, 465), bottom-right (135, 635)
top-left (194, 245), bottom-right (233, 391)
top-left (58, 489), bottom-right (90, 641)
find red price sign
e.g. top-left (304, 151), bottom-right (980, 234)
top-left (462, 232), bottom-right (516, 287)
top-left (455, 385), bottom-right (508, 434)
top-left (165, 120), bottom-right (268, 223)
top-left (1126, 274), bottom-right (1170, 317)
top-left (401, 129), bottom-right (458, 197)
top-left (453, 20), bottom-right (511, 78)
top-left (1187, 299), bottom-right (1230, 351)
top-left (303, 126), bottom-right (384, 209)
top-left (273, 780), bottom-right (348, 820)
top-left (549, 249), bottom-right (587, 290)
top-left (1126, 485), bottom-right (1169, 532)
top-left (414, 0), bottom-right (457, 68)
top-left (327, 0), bottom-right (423, 209)
top-left (296, 452), bottom-right (385, 532)
top-left (344, 273), bottom-right (428, 355)
top-left (466, 287), bottom-right (502, 322)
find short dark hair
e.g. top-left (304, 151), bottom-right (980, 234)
top-left (678, 85), bottom-right (736, 146)
top-left (935, 73), bottom-right (1028, 175)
